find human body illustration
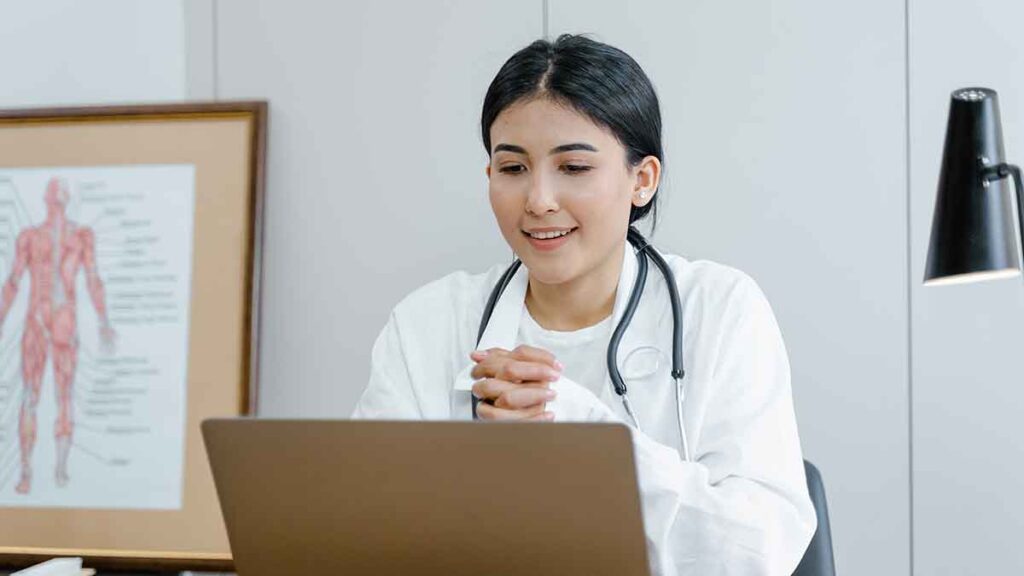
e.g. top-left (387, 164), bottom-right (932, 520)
top-left (0, 177), bottom-right (116, 494)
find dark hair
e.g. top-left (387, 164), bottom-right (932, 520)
top-left (481, 33), bottom-right (664, 229)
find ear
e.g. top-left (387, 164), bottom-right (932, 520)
top-left (631, 155), bottom-right (662, 208)
top-left (486, 163), bottom-right (491, 179)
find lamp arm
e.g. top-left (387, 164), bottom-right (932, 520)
top-left (983, 162), bottom-right (1024, 269)
top-left (1012, 165), bottom-right (1024, 271)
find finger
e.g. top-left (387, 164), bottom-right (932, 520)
top-left (472, 379), bottom-right (551, 406)
top-left (469, 348), bottom-right (515, 379)
top-left (476, 402), bottom-right (547, 421)
top-left (470, 347), bottom-right (514, 360)
top-left (473, 346), bottom-right (560, 368)
top-left (471, 378), bottom-right (519, 402)
top-left (478, 347), bottom-right (514, 360)
top-left (495, 360), bottom-right (561, 383)
top-left (525, 411), bottom-right (556, 422)
top-left (470, 360), bottom-right (494, 380)
top-left (471, 350), bottom-right (560, 382)
top-left (493, 387), bottom-right (555, 410)
top-left (511, 345), bottom-right (563, 370)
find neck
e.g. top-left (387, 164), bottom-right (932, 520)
top-left (525, 240), bottom-right (625, 331)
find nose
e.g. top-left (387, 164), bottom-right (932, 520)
top-left (524, 171), bottom-right (559, 216)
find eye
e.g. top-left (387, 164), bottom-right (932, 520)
top-left (499, 164), bottom-right (525, 175)
top-left (561, 164), bottom-right (592, 175)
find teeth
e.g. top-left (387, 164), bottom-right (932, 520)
top-left (529, 229), bottom-right (572, 240)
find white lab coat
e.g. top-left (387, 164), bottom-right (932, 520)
top-left (352, 243), bottom-right (817, 575)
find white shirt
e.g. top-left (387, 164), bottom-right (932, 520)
top-left (516, 307), bottom-right (614, 398)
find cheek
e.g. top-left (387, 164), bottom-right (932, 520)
top-left (488, 184), bottom-right (521, 235)
top-left (568, 180), bottom-right (633, 229)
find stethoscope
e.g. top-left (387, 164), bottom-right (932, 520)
top-left (471, 226), bottom-right (692, 462)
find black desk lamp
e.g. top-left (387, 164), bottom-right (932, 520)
top-left (925, 87), bottom-right (1024, 286)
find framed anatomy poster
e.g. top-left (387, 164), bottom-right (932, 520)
top-left (0, 102), bottom-right (266, 571)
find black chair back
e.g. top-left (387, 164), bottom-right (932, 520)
top-left (792, 460), bottom-right (836, 576)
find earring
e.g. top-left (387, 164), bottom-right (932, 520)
top-left (639, 191), bottom-right (647, 200)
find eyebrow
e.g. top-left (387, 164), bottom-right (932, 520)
top-left (492, 142), bottom-right (599, 155)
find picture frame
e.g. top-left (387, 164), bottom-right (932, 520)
top-left (0, 101), bottom-right (267, 572)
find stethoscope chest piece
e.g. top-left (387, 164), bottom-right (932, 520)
top-left (620, 346), bottom-right (666, 380)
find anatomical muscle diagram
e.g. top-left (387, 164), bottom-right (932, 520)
top-left (0, 166), bottom-right (195, 510)
top-left (0, 177), bottom-right (117, 495)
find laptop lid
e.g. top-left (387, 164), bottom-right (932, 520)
top-left (202, 419), bottom-right (649, 576)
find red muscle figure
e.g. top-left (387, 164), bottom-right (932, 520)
top-left (0, 177), bottom-right (116, 494)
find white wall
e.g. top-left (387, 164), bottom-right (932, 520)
top-left (0, 0), bottom-right (186, 107)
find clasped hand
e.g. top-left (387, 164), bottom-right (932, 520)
top-left (470, 345), bottom-right (561, 421)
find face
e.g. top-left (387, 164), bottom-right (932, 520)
top-left (486, 97), bottom-right (659, 286)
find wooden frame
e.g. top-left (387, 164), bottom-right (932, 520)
top-left (0, 102), bottom-right (267, 572)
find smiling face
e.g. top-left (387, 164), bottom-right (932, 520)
top-left (486, 97), bottom-right (659, 287)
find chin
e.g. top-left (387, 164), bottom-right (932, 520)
top-left (519, 256), bottom-right (579, 286)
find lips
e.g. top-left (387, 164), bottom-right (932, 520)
top-left (523, 227), bottom-right (577, 252)
top-left (522, 225), bottom-right (578, 237)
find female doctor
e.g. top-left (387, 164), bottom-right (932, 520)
top-left (352, 34), bottom-right (817, 576)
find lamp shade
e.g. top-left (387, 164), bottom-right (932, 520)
top-left (924, 87), bottom-right (1022, 286)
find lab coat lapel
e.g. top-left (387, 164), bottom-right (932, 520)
top-left (474, 262), bottom-right (530, 355)
top-left (609, 240), bottom-right (638, 361)
top-left (450, 261), bottom-right (529, 419)
top-left (601, 242), bottom-right (665, 414)
top-left (598, 242), bottom-right (638, 409)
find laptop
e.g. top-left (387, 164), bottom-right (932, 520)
top-left (202, 419), bottom-right (650, 576)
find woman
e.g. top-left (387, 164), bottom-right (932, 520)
top-left (353, 34), bottom-right (816, 575)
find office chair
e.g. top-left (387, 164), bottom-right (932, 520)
top-left (792, 460), bottom-right (836, 576)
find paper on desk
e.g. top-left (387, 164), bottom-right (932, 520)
top-left (11, 557), bottom-right (93, 576)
